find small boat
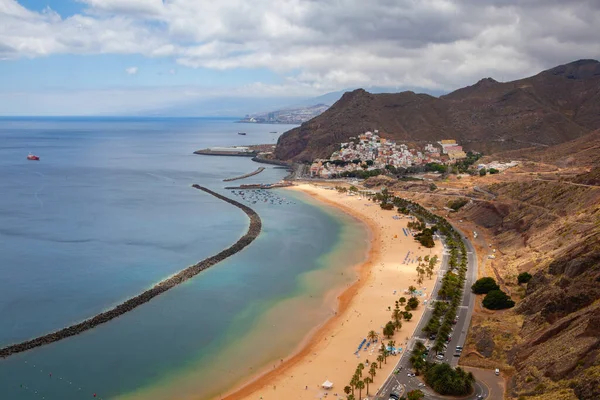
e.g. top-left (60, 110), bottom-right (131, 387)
top-left (269, 131), bottom-right (277, 134)
top-left (27, 153), bottom-right (40, 161)
top-left (238, 132), bottom-right (247, 135)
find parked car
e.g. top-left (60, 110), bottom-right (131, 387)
top-left (389, 391), bottom-right (401, 400)
top-left (436, 354), bottom-right (444, 360)
top-left (495, 368), bottom-right (500, 376)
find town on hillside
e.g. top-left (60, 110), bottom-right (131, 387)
top-left (309, 131), bottom-right (516, 179)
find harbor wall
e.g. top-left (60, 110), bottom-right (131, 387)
top-left (223, 167), bottom-right (266, 182)
top-left (0, 186), bottom-right (262, 359)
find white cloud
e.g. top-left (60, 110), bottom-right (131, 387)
top-left (0, 0), bottom-right (599, 93)
top-left (125, 66), bottom-right (138, 75)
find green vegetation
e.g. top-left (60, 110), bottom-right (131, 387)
top-left (429, 183), bottom-right (437, 191)
top-left (424, 363), bottom-right (475, 395)
top-left (424, 163), bottom-right (448, 173)
top-left (447, 198), bottom-right (469, 211)
top-left (383, 321), bottom-right (396, 338)
top-left (414, 228), bottom-right (435, 248)
top-left (471, 277), bottom-right (500, 294)
top-left (479, 168), bottom-right (487, 176)
top-left (340, 169), bottom-right (383, 179)
top-left (483, 290), bottom-right (515, 310)
top-left (406, 389), bottom-right (425, 400)
top-left (518, 272), bottom-right (533, 284)
top-left (380, 202), bottom-right (395, 210)
top-left (455, 151), bottom-right (483, 173)
top-left (489, 168), bottom-right (499, 174)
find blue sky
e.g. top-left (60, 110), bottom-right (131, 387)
top-left (0, 0), bottom-right (598, 115)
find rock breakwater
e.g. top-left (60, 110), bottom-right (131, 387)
top-left (223, 167), bottom-right (265, 182)
top-left (0, 185), bottom-right (261, 359)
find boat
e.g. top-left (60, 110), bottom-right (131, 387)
top-left (27, 153), bottom-right (40, 161)
top-left (269, 131), bottom-right (277, 134)
top-left (238, 132), bottom-right (247, 135)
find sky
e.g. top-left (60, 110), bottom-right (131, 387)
top-left (0, 0), bottom-right (599, 115)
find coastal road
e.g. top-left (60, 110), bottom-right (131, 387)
top-left (375, 232), bottom-right (486, 400)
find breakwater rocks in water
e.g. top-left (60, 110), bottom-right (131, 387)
top-left (223, 167), bottom-right (265, 182)
top-left (0, 185), bottom-right (261, 359)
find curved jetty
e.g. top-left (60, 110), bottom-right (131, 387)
top-left (0, 185), bottom-right (261, 359)
top-left (223, 167), bottom-right (265, 182)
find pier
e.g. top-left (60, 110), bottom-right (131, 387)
top-left (223, 167), bottom-right (265, 182)
top-left (0, 186), bottom-right (262, 359)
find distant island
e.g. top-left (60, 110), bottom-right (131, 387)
top-left (238, 103), bottom-right (329, 124)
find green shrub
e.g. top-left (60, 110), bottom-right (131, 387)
top-left (447, 198), bottom-right (468, 211)
top-left (517, 272), bottom-right (532, 284)
top-left (471, 277), bottom-right (500, 294)
top-left (482, 290), bottom-right (515, 310)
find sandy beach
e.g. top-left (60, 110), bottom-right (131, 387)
top-left (220, 183), bottom-right (443, 400)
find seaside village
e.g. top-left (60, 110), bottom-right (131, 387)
top-left (309, 132), bottom-right (469, 178)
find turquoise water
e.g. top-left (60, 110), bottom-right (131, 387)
top-left (0, 118), bottom-right (369, 399)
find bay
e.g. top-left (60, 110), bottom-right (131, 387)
top-left (0, 117), bottom-right (368, 399)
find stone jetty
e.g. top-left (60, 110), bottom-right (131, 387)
top-left (0, 185), bottom-right (261, 359)
top-left (223, 167), bottom-right (265, 182)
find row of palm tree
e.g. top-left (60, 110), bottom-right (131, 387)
top-left (344, 361), bottom-right (377, 400)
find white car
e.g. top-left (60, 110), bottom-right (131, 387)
top-left (436, 354), bottom-right (444, 360)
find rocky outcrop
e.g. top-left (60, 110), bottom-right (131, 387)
top-left (0, 186), bottom-right (262, 359)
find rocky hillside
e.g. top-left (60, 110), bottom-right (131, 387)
top-left (275, 59), bottom-right (600, 162)
top-left (454, 179), bottom-right (600, 399)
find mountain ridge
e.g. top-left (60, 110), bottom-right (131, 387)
top-left (275, 59), bottom-right (600, 162)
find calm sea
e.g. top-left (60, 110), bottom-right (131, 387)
top-left (0, 117), bottom-right (368, 399)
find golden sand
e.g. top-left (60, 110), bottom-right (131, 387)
top-left (219, 183), bottom-right (443, 400)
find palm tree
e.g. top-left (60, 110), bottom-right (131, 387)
top-left (367, 330), bottom-right (378, 343)
top-left (344, 386), bottom-right (352, 396)
top-left (369, 365), bottom-right (377, 380)
top-left (350, 375), bottom-right (358, 395)
top-left (392, 308), bottom-right (403, 326)
top-left (377, 355), bottom-right (384, 369)
top-left (357, 362), bottom-right (364, 377)
top-left (364, 377), bottom-right (373, 395)
top-left (347, 395), bottom-right (356, 400)
top-left (356, 380), bottom-right (365, 399)
top-left (388, 340), bottom-right (396, 350)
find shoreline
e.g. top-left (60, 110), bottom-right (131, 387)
top-left (217, 186), bottom-right (379, 400)
top-left (219, 184), bottom-right (443, 400)
top-left (0, 186), bottom-right (261, 359)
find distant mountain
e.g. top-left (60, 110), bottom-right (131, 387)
top-left (239, 104), bottom-right (330, 124)
top-left (274, 59), bottom-right (600, 162)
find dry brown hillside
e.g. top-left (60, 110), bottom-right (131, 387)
top-left (452, 179), bottom-right (600, 400)
top-left (275, 60), bottom-right (600, 162)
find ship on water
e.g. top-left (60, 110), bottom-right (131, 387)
top-left (238, 132), bottom-right (247, 135)
top-left (27, 153), bottom-right (40, 161)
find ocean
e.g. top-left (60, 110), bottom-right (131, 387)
top-left (0, 117), bottom-right (369, 399)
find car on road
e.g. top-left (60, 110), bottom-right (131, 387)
top-left (436, 354), bottom-right (444, 360)
top-left (453, 353), bottom-right (461, 357)
top-left (407, 373), bottom-right (416, 377)
top-left (389, 391), bottom-right (400, 400)
top-left (418, 383), bottom-right (426, 388)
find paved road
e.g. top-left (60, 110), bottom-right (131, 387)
top-left (375, 232), bottom-right (487, 400)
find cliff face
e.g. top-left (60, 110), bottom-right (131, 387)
top-left (275, 59), bottom-right (600, 162)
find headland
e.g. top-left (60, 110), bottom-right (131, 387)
top-left (219, 183), bottom-right (443, 400)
